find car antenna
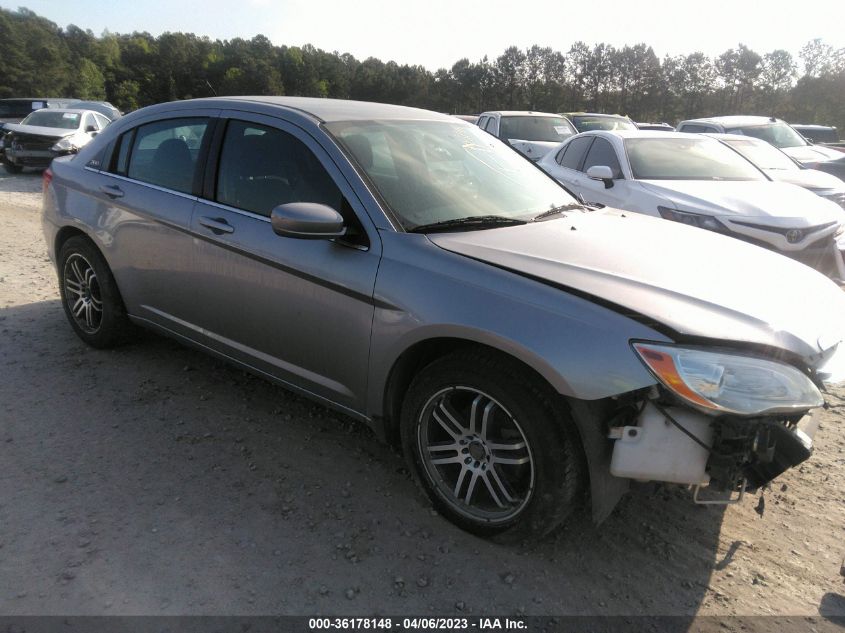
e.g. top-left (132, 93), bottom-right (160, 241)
top-left (205, 80), bottom-right (218, 97)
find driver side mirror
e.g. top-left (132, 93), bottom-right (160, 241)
top-left (270, 202), bottom-right (347, 240)
top-left (586, 165), bottom-right (615, 189)
top-left (85, 125), bottom-right (97, 133)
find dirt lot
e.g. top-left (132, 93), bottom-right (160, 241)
top-left (1, 170), bottom-right (844, 619)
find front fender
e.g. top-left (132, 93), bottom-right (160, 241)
top-left (366, 232), bottom-right (667, 420)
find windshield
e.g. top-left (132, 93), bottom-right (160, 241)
top-left (721, 138), bottom-right (799, 172)
top-left (326, 119), bottom-right (575, 231)
top-left (20, 110), bottom-right (81, 130)
top-left (572, 115), bottom-right (637, 132)
top-left (499, 116), bottom-right (575, 142)
top-left (728, 122), bottom-right (808, 149)
top-left (626, 137), bottom-right (766, 181)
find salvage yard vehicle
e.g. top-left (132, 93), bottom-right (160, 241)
top-left (677, 116), bottom-right (845, 181)
top-left (791, 124), bottom-right (845, 152)
top-left (476, 110), bottom-right (576, 161)
top-left (4, 108), bottom-right (112, 173)
top-left (43, 97), bottom-right (845, 540)
top-left (1, 97), bottom-right (79, 164)
top-left (711, 133), bottom-right (845, 209)
top-left (537, 130), bottom-right (845, 281)
top-left (560, 112), bottom-right (638, 132)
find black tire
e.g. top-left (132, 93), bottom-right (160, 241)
top-left (57, 235), bottom-right (134, 348)
top-left (3, 161), bottom-right (22, 174)
top-left (400, 350), bottom-right (585, 541)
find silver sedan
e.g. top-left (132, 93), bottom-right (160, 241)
top-left (42, 97), bottom-right (845, 540)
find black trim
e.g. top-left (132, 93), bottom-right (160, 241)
top-left (202, 116), bottom-right (227, 201)
top-left (193, 117), bottom-right (219, 197)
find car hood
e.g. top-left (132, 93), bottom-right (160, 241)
top-left (3, 123), bottom-right (75, 139)
top-left (428, 210), bottom-right (845, 363)
top-left (765, 168), bottom-right (845, 191)
top-left (507, 139), bottom-right (561, 161)
top-left (782, 144), bottom-right (845, 164)
top-left (638, 180), bottom-right (843, 225)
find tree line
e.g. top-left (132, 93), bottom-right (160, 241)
top-left (2, 6), bottom-right (845, 130)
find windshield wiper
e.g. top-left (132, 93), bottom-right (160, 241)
top-left (409, 215), bottom-right (527, 234)
top-left (531, 203), bottom-right (588, 222)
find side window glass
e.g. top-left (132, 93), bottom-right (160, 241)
top-left (681, 124), bottom-right (707, 133)
top-left (559, 136), bottom-right (593, 170)
top-left (127, 118), bottom-right (208, 194)
top-left (582, 138), bottom-right (622, 178)
top-left (485, 117), bottom-right (498, 135)
top-left (216, 120), bottom-right (343, 217)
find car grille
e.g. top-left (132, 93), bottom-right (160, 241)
top-left (9, 133), bottom-right (57, 151)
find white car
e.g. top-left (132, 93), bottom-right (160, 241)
top-left (537, 130), bottom-right (845, 281)
top-left (476, 111), bottom-right (576, 161)
top-left (3, 108), bottom-right (110, 173)
top-left (677, 116), bottom-right (845, 181)
top-left (709, 133), bottom-right (845, 210)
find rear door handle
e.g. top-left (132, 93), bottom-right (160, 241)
top-left (199, 216), bottom-right (235, 235)
top-left (99, 184), bottom-right (124, 199)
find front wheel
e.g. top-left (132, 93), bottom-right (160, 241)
top-left (3, 161), bottom-right (22, 174)
top-left (400, 350), bottom-right (585, 541)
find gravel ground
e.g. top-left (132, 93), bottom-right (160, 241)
top-left (0, 170), bottom-right (844, 618)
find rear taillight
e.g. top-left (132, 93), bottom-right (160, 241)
top-left (42, 167), bottom-right (53, 193)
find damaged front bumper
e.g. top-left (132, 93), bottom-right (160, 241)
top-left (609, 400), bottom-right (819, 502)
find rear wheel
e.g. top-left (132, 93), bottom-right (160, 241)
top-left (58, 236), bottom-right (134, 348)
top-left (400, 350), bottom-right (585, 541)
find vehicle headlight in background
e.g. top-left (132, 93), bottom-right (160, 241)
top-left (632, 342), bottom-right (824, 416)
top-left (51, 137), bottom-right (80, 153)
top-left (657, 206), bottom-right (726, 233)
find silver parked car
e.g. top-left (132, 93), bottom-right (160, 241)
top-left (43, 97), bottom-right (845, 540)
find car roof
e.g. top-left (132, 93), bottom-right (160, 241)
top-left (26, 108), bottom-right (91, 116)
top-left (155, 96), bottom-right (454, 123)
top-left (562, 112), bottom-right (629, 119)
top-left (791, 123), bottom-right (836, 130)
top-left (703, 132), bottom-right (767, 143)
top-left (480, 110), bottom-right (563, 117)
top-left (578, 129), bottom-right (707, 140)
top-left (680, 115), bottom-right (782, 128)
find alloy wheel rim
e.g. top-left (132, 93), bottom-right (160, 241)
top-left (63, 253), bottom-right (103, 334)
top-left (417, 386), bottom-right (535, 523)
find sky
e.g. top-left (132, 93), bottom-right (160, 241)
top-left (2, 0), bottom-right (843, 70)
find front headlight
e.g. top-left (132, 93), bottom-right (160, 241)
top-left (51, 137), bottom-right (79, 153)
top-left (633, 342), bottom-right (823, 416)
top-left (657, 206), bottom-right (726, 233)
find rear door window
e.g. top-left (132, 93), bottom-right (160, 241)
top-left (126, 118), bottom-right (209, 194)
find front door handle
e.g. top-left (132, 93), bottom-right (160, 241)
top-left (199, 216), bottom-right (235, 235)
top-left (99, 184), bottom-right (124, 199)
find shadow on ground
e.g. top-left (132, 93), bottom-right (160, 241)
top-left (0, 299), bottom-right (728, 616)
